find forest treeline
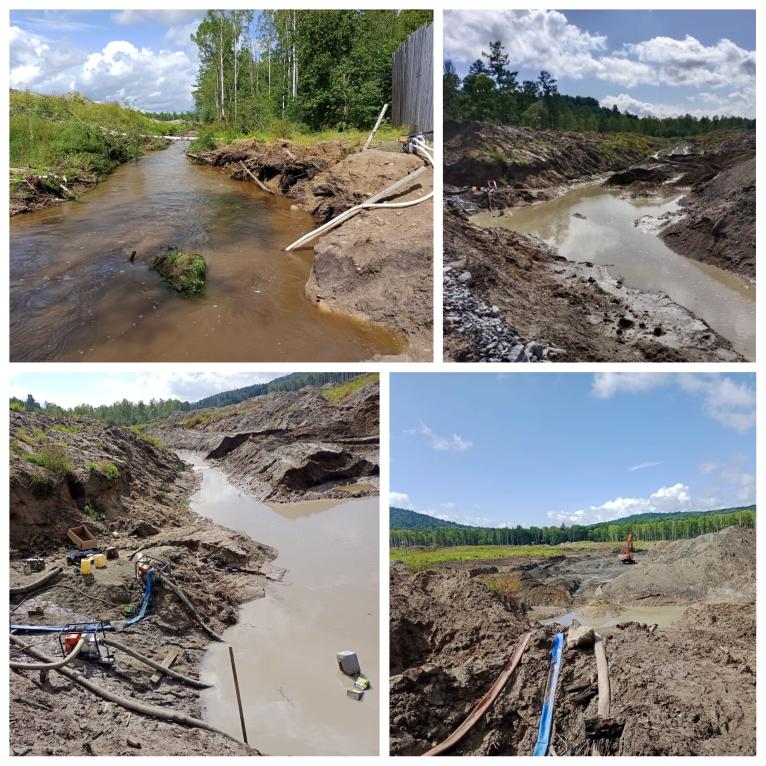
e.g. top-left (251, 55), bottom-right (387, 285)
top-left (444, 41), bottom-right (755, 137)
top-left (389, 506), bottom-right (756, 548)
top-left (10, 372), bottom-right (364, 426)
top-left (191, 9), bottom-right (431, 136)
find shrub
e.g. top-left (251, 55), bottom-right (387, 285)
top-left (24, 445), bottom-right (73, 478)
top-left (188, 128), bottom-right (216, 154)
top-left (87, 460), bottom-right (119, 479)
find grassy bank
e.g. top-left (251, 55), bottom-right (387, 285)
top-left (390, 543), bottom-right (617, 572)
top-left (10, 91), bottom-right (190, 205)
top-left (189, 121), bottom-right (404, 155)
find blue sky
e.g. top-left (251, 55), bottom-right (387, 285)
top-left (390, 373), bottom-right (756, 528)
top-left (444, 9), bottom-right (755, 118)
top-left (9, 371), bottom-right (283, 408)
top-left (9, 10), bottom-right (216, 111)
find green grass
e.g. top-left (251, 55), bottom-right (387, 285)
top-left (10, 90), bottom-right (177, 188)
top-left (600, 133), bottom-right (668, 159)
top-left (322, 373), bottom-right (378, 403)
top-left (10, 401), bottom-right (24, 412)
top-left (52, 423), bottom-right (81, 433)
top-left (390, 544), bottom-right (566, 572)
top-left (23, 445), bottom-right (73, 478)
top-left (87, 460), bottom-right (119, 479)
top-left (150, 248), bottom-right (207, 295)
top-left (129, 427), bottom-right (167, 452)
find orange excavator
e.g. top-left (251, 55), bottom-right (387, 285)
top-left (619, 532), bottom-right (636, 564)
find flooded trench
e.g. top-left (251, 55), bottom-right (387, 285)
top-left (183, 453), bottom-right (379, 756)
top-left (10, 142), bottom-right (404, 361)
top-left (472, 183), bottom-right (755, 360)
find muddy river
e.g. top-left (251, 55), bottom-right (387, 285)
top-left (183, 454), bottom-right (379, 756)
top-left (473, 183), bottom-right (755, 360)
top-left (10, 142), bottom-right (404, 361)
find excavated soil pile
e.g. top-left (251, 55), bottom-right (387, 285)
top-left (444, 122), bottom-right (661, 189)
top-left (390, 565), bottom-right (553, 756)
top-left (9, 410), bottom-right (276, 755)
top-left (601, 525), bottom-right (755, 604)
top-left (10, 411), bottom-right (191, 551)
top-left (443, 205), bottom-right (738, 363)
top-left (150, 380), bottom-right (379, 502)
top-left (660, 132), bottom-right (755, 280)
top-left (194, 138), bottom-right (348, 196)
top-left (194, 141), bottom-right (433, 360)
top-left (390, 526), bottom-right (756, 756)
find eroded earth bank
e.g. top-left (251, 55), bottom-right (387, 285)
top-left (390, 526), bottom-right (755, 756)
top-left (193, 138), bottom-right (434, 361)
top-left (444, 123), bottom-right (755, 362)
top-left (10, 378), bottom-right (379, 755)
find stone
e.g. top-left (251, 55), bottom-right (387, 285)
top-left (567, 624), bottom-right (596, 650)
top-left (457, 271), bottom-right (472, 283)
top-left (336, 650), bottom-right (361, 676)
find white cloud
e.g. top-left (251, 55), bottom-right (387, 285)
top-left (549, 482), bottom-right (691, 525)
top-left (629, 461), bottom-right (661, 472)
top-left (390, 491), bottom-right (414, 510)
top-left (9, 25), bottom-right (197, 112)
top-left (591, 372), bottom-right (670, 399)
top-left (408, 422), bottom-right (474, 452)
top-left (592, 373), bottom-right (755, 433)
top-left (444, 11), bottom-right (755, 118)
top-left (111, 11), bottom-right (202, 28)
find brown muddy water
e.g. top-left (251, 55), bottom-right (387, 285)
top-left (472, 183), bottom-right (756, 360)
top-left (10, 142), bottom-right (404, 361)
top-left (183, 454), bottom-right (379, 756)
top-left (529, 604), bottom-right (686, 630)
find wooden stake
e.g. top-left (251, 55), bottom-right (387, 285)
top-left (239, 161), bottom-right (274, 194)
top-left (228, 646), bottom-right (248, 744)
top-left (363, 103), bottom-right (389, 151)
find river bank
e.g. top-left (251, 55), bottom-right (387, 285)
top-left (443, 124), bottom-right (754, 362)
top-left (193, 137), bottom-right (434, 361)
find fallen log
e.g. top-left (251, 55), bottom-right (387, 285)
top-left (239, 161), bottom-right (274, 194)
top-left (164, 578), bottom-right (225, 642)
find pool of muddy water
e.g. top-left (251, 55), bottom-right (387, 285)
top-left (472, 183), bottom-right (755, 360)
top-left (184, 454), bottom-right (379, 756)
top-left (10, 142), bottom-right (404, 361)
top-left (529, 604), bottom-right (687, 630)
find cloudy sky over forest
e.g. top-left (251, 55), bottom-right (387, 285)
top-left (444, 9), bottom-right (755, 118)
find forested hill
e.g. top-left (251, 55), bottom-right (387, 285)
top-left (390, 507), bottom-right (468, 530)
top-left (390, 505), bottom-right (755, 547)
top-left (10, 372), bottom-right (366, 426)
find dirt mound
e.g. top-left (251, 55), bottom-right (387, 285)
top-left (662, 147), bottom-right (755, 280)
top-left (443, 204), bottom-right (740, 362)
top-left (10, 411), bottom-right (191, 552)
top-left (194, 137), bottom-right (348, 195)
top-left (151, 381), bottom-right (379, 502)
top-left (390, 562), bottom-right (755, 756)
top-left (601, 526), bottom-right (755, 604)
top-left (444, 122), bottom-right (661, 188)
top-left (305, 158), bottom-right (433, 360)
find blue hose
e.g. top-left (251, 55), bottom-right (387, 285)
top-left (533, 632), bottom-right (565, 756)
top-left (10, 569), bottom-right (154, 634)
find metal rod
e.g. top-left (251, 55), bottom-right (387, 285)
top-left (229, 645), bottom-right (248, 744)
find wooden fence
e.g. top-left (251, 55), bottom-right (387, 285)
top-left (391, 23), bottom-right (433, 134)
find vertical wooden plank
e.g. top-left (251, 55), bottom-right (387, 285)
top-left (391, 23), bottom-right (433, 134)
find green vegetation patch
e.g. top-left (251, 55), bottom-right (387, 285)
top-left (52, 423), bottom-right (82, 433)
top-left (390, 544), bottom-right (566, 573)
top-left (23, 444), bottom-right (74, 479)
top-left (129, 426), bottom-right (168, 452)
top-left (150, 248), bottom-right (207, 295)
top-left (322, 373), bottom-right (378, 403)
top-left (87, 460), bottom-right (119, 480)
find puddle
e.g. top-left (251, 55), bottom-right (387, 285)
top-left (472, 183), bottom-right (755, 360)
top-left (529, 604), bottom-right (687, 630)
top-left (10, 141), bottom-right (405, 361)
top-left (183, 453), bottom-right (379, 755)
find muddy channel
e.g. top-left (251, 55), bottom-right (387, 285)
top-left (472, 183), bottom-right (756, 360)
top-left (182, 453), bottom-right (379, 756)
top-left (10, 142), bottom-right (404, 361)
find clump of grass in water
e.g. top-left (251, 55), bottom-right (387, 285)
top-left (150, 247), bottom-right (207, 295)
